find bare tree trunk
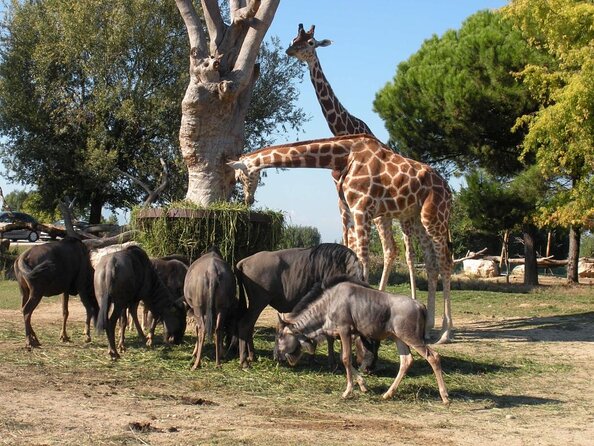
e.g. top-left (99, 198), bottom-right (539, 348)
top-left (567, 225), bottom-right (580, 284)
top-left (176, 0), bottom-right (279, 205)
top-left (89, 196), bottom-right (104, 225)
top-left (523, 224), bottom-right (539, 286)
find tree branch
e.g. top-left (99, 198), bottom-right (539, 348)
top-left (58, 196), bottom-right (78, 237)
top-left (175, 0), bottom-right (208, 58)
top-left (232, 0), bottom-right (261, 23)
top-left (0, 187), bottom-right (13, 213)
top-left (116, 158), bottom-right (168, 207)
top-left (230, 0), bottom-right (278, 92)
top-left (201, 0), bottom-right (226, 54)
top-left (230, 0), bottom-right (246, 16)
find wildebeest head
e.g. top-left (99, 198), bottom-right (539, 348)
top-left (162, 299), bottom-right (187, 344)
top-left (275, 314), bottom-right (315, 366)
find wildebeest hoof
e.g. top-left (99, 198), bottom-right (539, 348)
top-left (84, 336), bottom-right (92, 343)
top-left (109, 351), bottom-right (120, 360)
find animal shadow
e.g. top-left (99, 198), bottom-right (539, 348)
top-left (457, 311), bottom-right (594, 343)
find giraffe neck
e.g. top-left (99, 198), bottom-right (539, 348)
top-left (307, 56), bottom-right (374, 137)
top-left (243, 135), bottom-right (364, 172)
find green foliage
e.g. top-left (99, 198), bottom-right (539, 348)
top-left (131, 202), bottom-right (283, 265)
top-left (20, 191), bottom-right (60, 223)
top-left (374, 10), bottom-right (548, 177)
top-left (0, 1), bottom-right (306, 217)
top-left (3, 189), bottom-right (27, 211)
top-left (580, 231), bottom-right (594, 257)
top-left (504, 0), bottom-right (594, 228)
top-left (245, 37), bottom-right (308, 152)
top-left (0, 0), bottom-right (188, 215)
top-left (277, 224), bottom-right (321, 249)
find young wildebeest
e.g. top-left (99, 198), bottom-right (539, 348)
top-left (14, 237), bottom-right (98, 349)
top-left (235, 243), bottom-right (377, 369)
top-left (124, 256), bottom-right (190, 347)
top-left (276, 275), bottom-right (449, 404)
top-left (184, 248), bottom-right (237, 368)
top-left (95, 245), bottom-right (186, 359)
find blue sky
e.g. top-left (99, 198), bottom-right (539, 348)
top-left (0, 0), bottom-right (508, 240)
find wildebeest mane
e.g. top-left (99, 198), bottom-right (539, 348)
top-left (283, 244), bottom-right (363, 301)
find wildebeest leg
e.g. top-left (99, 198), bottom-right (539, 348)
top-left (128, 302), bottom-right (147, 345)
top-left (78, 290), bottom-right (97, 344)
top-left (339, 331), bottom-right (368, 398)
top-left (412, 344), bottom-right (450, 405)
top-left (237, 302), bottom-right (266, 368)
top-left (146, 314), bottom-right (158, 348)
top-left (107, 309), bottom-right (121, 360)
top-left (21, 287), bottom-right (42, 349)
top-left (215, 311), bottom-right (224, 367)
top-left (326, 337), bottom-right (336, 370)
top-left (382, 339), bottom-right (413, 400)
top-left (60, 293), bottom-right (70, 342)
top-left (191, 313), bottom-right (205, 370)
top-left (118, 311), bottom-right (128, 353)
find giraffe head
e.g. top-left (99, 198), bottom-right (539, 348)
top-left (285, 24), bottom-right (331, 63)
top-left (227, 159), bottom-right (260, 206)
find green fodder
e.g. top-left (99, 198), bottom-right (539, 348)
top-left (130, 201), bottom-right (283, 264)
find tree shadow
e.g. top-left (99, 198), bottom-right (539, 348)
top-left (456, 311), bottom-right (594, 343)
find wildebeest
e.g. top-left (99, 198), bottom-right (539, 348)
top-left (276, 275), bottom-right (449, 404)
top-left (235, 243), bottom-right (376, 369)
top-left (126, 256), bottom-right (189, 346)
top-left (94, 245), bottom-right (186, 359)
top-left (184, 247), bottom-right (238, 368)
top-left (14, 237), bottom-right (98, 349)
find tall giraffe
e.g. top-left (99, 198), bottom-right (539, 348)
top-left (228, 134), bottom-right (453, 343)
top-left (286, 23), bottom-right (401, 292)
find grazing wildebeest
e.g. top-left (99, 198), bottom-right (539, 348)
top-left (235, 243), bottom-right (376, 369)
top-left (95, 245), bottom-right (186, 359)
top-left (125, 256), bottom-right (190, 347)
top-left (276, 275), bottom-right (449, 403)
top-left (14, 237), bottom-right (98, 349)
top-left (184, 247), bottom-right (238, 368)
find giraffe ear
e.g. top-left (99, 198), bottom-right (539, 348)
top-left (227, 160), bottom-right (248, 175)
top-left (316, 39), bottom-right (332, 48)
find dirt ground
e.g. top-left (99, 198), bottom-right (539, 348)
top-left (1, 290), bottom-right (593, 446)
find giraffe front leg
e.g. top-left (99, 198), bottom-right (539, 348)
top-left (352, 211), bottom-right (371, 282)
top-left (375, 216), bottom-right (397, 291)
top-left (400, 220), bottom-right (418, 300)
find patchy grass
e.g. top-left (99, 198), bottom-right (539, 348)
top-left (0, 276), bottom-right (592, 444)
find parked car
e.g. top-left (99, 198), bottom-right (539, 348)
top-left (52, 219), bottom-right (90, 230)
top-left (40, 219), bottom-right (90, 240)
top-left (0, 211), bottom-right (40, 242)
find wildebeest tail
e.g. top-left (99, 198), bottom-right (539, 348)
top-left (205, 277), bottom-right (216, 342)
top-left (95, 291), bottom-right (111, 333)
top-left (15, 257), bottom-right (55, 281)
top-left (235, 266), bottom-right (248, 314)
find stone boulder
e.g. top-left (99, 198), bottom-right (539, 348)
top-left (462, 259), bottom-right (500, 278)
top-left (578, 259), bottom-right (594, 278)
